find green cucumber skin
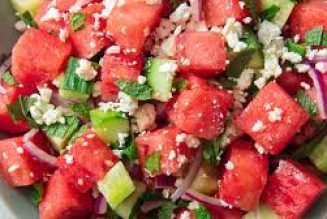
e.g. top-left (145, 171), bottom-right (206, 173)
top-left (10, 0), bottom-right (45, 15)
top-left (309, 136), bottom-right (327, 173)
top-left (260, 0), bottom-right (295, 28)
top-left (243, 204), bottom-right (280, 219)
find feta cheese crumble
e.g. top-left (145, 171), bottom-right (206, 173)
top-left (75, 59), bottom-right (98, 81)
top-left (99, 92), bottom-right (138, 115)
top-left (220, 17), bottom-right (247, 52)
top-left (175, 133), bottom-right (200, 148)
top-left (41, 7), bottom-right (61, 22)
top-left (251, 120), bottom-right (265, 132)
top-left (225, 161), bottom-right (235, 170)
top-left (133, 103), bottom-right (156, 131)
top-left (268, 107), bottom-right (283, 122)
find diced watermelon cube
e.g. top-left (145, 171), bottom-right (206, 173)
top-left (168, 77), bottom-right (233, 139)
top-left (261, 159), bottom-right (326, 219)
top-left (176, 32), bottom-right (227, 78)
top-left (56, 0), bottom-right (95, 11)
top-left (218, 139), bottom-right (268, 211)
top-left (101, 50), bottom-right (143, 101)
top-left (203, 0), bottom-right (247, 27)
top-left (236, 82), bottom-right (309, 154)
top-left (39, 171), bottom-right (94, 219)
top-left (207, 205), bottom-right (243, 219)
top-left (0, 132), bottom-right (54, 187)
top-left (68, 3), bottom-right (112, 59)
top-left (289, 0), bottom-right (327, 40)
top-left (276, 71), bottom-right (312, 96)
top-left (135, 126), bottom-right (197, 176)
top-left (12, 29), bottom-right (72, 86)
top-left (106, 2), bottom-right (162, 50)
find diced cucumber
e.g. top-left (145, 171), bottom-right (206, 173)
top-left (59, 57), bottom-right (94, 103)
top-left (10, 0), bottom-right (45, 16)
top-left (42, 116), bottom-right (80, 152)
top-left (243, 204), bottom-right (280, 219)
top-left (260, 0), bottom-right (295, 28)
top-left (247, 50), bottom-right (264, 69)
top-left (98, 161), bottom-right (135, 210)
top-left (144, 58), bottom-right (176, 102)
top-left (243, 28), bottom-right (264, 70)
top-left (191, 163), bottom-right (219, 195)
top-left (115, 181), bottom-right (146, 219)
top-left (90, 108), bottom-right (130, 145)
top-left (309, 135), bottom-right (327, 173)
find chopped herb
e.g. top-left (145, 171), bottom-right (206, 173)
top-left (29, 183), bottom-right (43, 205)
top-left (70, 12), bottom-right (86, 32)
top-left (296, 90), bottom-right (318, 116)
top-left (322, 33), bottom-right (327, 47)
top-left (285, 40), bottom-right (306, 56)
top-left (2, 71), bottom-right (17, 86)
top-left (158, 203), bottom-right (175, 219)
top-left (7, 95), bottom-right (38, 128)
top-left (145, 151), bottom-right (160, 173)
top-left (226, 49), bottom-right (256, 78)
top-left (173, 78), bottom-right (188, 92)
top-left (68, 125), bottom-right (88, 145)
top-left (305, 26), bottom-right (323, 46)
top-left (194, 205), bottom-right (212, 219)
top-left (242, 28), bottom-right (261, 50)
top-left (116, 80), bottom-right (153, 100)
top-left (244, 0), bottom-right (259, 24)
top-left (260, 4), bottom-right (280, 21)
top-left (203, 138), bottom-right (223, 166)
top-left (70, 103), bottom-right (91, 119)
top-left (21, 11), bottom-right (39, 29)
top-left (124, 135), bottom-right (139, 162)
top-left (43, 116), bottom-right (79, 138)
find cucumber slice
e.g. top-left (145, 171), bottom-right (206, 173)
top-left (90, 108), bottom-right (130, 145)
top-left (98, 161), bottom-right (136, 210)
top-left (247, 50), bottom-right (264, 69)
top-left (260, 0), bottom-right (295, 28)
top-left (243, 28), bottom-right (264, 70)
top-left (309, 135), bottom-right (327, 173)
top-left (243, 204), bottom-right (280, 219)
top-left (144, 58), bottom-right (176, 102)
top-left (59, 57), bottom-right (94, 103)
top-left (11, 0), bottom-right (45, 16)
top-left (115, 181), bottom-right (146, 219)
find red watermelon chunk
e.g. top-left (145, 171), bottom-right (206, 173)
top-left (135, 126), bottom-right (197, 176)
top-left (218, 139), bottom-right (268, 211)
top-left (168, 77), bottom-right (233, 139)
top-left (176, 32), bottom-right (227, 78)
top-left (289, 0), bottom-right (327, 40)
top-left (236, 82), bottom-right (309, 154)
top-left (101, 50), bottom-right (143, 101)
top-left (0, 132), bottom-right (54, 187)
top-left (12, 29), bottom-right (72, 86)
top-left (39, 170), bottom-right (94, 219)
top-left (276, 71), bottom-right (312, 96)
top-left (69, 3), bottom-right (111, 59)
top-left (65, 129), bottom-right (118, 181)
top-left (56, 0), bottom-right (95, 11)
top-left (203, 0), bottom-right (247, 27)
top-left (261, 159), bottom-right (326, 219)
top-left (106, 2), bottom-right (162, 51)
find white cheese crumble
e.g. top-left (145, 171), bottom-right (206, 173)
top-left (8, 164), bottom-right (20, 173)
top-left (118, 133), bottom-right (129, 148)
top-left (281, 48), bottom-right (303, 64)
top-left (315, 62), bottom-right (327, 74)
top-left (133, 103), bottom-right (156, 132)
top-left (168, 150), bottom-right (177, 160)
top-left (106, 45), bottom-right (121, 54)
top-left (188, 201), bottom-right (200, 210)
top-left (221, 17), bottom-right (247, 52)
top-left (75, 59), bottom-right (98, 81)
top-left (41, 7), bottom-right (61, 22)
top-left (14, 20), bottom-right (27, 32)
top-left (59, 28), bottom-right (69, 42)
top-left (258, 20), bottom-right (281, 47)
top-left (254, 143), bottom-right (266, 154)
top-left (64, 154), bottom-right (74, 164)
top-left (159, 62), bottom-right (178, 73)
top-left (237, 69), bottom-right (254, 90)
top-left (300, 82), bottom-right (311, 90)
top-left (180, 211), bottom-right (191, 219)
top-left (295, 64), bottom-right (311, 73)
top-left (175, 133), bottom-right (200, 148)
top-left (268, 107), bottom-right (283, 122)
top-left (169, 3), bottom-right (192, 24)
top-left (137, 75), bottom-right (147, 84)
top-left (225, 161), bottom-right (235, 170)
top-left (99, 92), bottom-right (138, 115)
top-left (251, 120), bottom-right (265, 132)
top-left (16, 147), bottom-right (24, 154)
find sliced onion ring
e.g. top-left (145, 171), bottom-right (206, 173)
top-left (155, 175), bottom-right (176, 189)
top-left (189, 0), bottom-right (203, 21)
top-left (23, 141), bottom-right (57, 167)
top-left (181, 189), bottom-right (226, 208)
top-left (94, 194), bottom-right (107, 215)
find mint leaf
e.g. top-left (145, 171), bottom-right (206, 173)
top-left (158, 203), bottom-right (175, 219)
top-left (70, 12), bottom-right (86, 32)
top-left (43, 116), bottom-right (79, 138)
top-left (203, 138), bottom-right (223, 166)
top-left (124, 137), bottom-right (139, 161)
top-left (116, 80), bottom-right (153, 100)
top-left (296, 90), bottom-right (318, 116)
top-left (145, 151), bottom-right (160, 173)
top-left (173, 78), bottom-right (188, 92)
top-left (305, 26), bottom-right (323, 46)
top-left (30, 183), bottom-right (43, 205)
top-left (70, 103), bottom-right (91, 119)
top-left (285, 40), bottom-right (306, 56)
top-left (2, 71), bottom-right (17, 86)
top-left (21, 11), bottom-right (39, 29)
top-left (194, 205), bottom-right (211, 219)
top-left (226, 49), bottom-right (255, 78)
top-left (260, 4), bottom-right (280, 21)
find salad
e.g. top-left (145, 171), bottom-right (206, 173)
top-left (1, 0), bottom-right (327, 218)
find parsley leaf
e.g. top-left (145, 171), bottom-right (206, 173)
top-left (296, 90), bottom-right (318, 116)
top-left (244, 0), bottom-right (259, 24)
top-left (29, 183), bottom-right (43, 205)
top-left (21, 11), bottom-right (39, 29)
top-left (43, 116), bottom-right (80, 138)
top-left (173, 78), bottom-right (188, 92)
top-left (203, 138), bottom-right (223, 166)
top-left (2, 71), bottom-right (17, 86)
top-left (145, 151), bottom-right (160, 173)
top-left (116, 80), bottom-right (153, 100)
top-left (194, 205), bottom-right (212, 219)
top-left (226, 49), bottom-right (256, 78)
top-left (285, 40), bottom-right (306, 56)
top-left (305, 26), bottom-right (324, 46)
top-left (70, 12), bottom-right (86, 32)
top-left (70, 103), bottom-right (91, 119)
top-left (260, 4), bottom-right (280, 21)
top-left (124, 137), bottom-right (139, 162)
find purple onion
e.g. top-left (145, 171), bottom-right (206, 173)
top-left (94, 194), bottom-right (108, 215)
top-left (190, 0), bottom-right (203, 21)
top-left (308, 68), bottom-right (327, 119)
top-left (23, 141), bottom-right (58, 167)
top-left (155, 175), bottom-right (176, 189)
top-left (181, 189), bottom-right (226, 209)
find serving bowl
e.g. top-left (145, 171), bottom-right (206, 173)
top-left (0, 1), bottom-right (327, 218)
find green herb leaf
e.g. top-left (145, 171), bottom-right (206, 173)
top-left (244, 0), bottom-right (259, 24)
top-left (124, 137), bottom-right (139, 162)
top-left (145, 151), bottom-right (160, 173)
top-left (194, 205), bottom-right (212, 219)
top-left (70, 12), bottom-right (86, 32)
top-left (203, 138), bottom-right (223, 166)
top-left (68, 125), bottom-right (88, 145)
top-left (2, 71), bottom-right (17, 86)
top-left (242, 28), bottom-right (261, 50)
top-left (43, 116), bottom-right (79, 138)
top-left (296, 90), bottom-right (318, 116)
top-left (260, 4), bottom-right (280, 21)
top-left (7, 96), bottom-right (38, 128)
top-left (30, 183), bottom-right (43, 205)
top-left (21, 11), bottom-right (39, 29)
top-left (305, 26), bottom-right (324, 46)
top-left (173, 78), bottom-right (188, 92)
top-left (322, 33), bottom-right (327, 47)
top-left (70, 103), bottom-right (91, 119)
top-left (116, 80), bottom-right (153, 100)
top-left (158, 203), bottom-right (176, 219)
top-left (285, 40), bottom-right (306, 56)
top-left (226, 49), bottom-right (256, 78)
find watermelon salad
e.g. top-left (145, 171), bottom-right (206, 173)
top-left (2, 0), bottom-right (327, 218)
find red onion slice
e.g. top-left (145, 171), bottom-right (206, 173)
top-left (181, 189), bottom-right (226, 208)
top-left (23, 141), bottom-right (57, 167)
top-left (171, 148), bottom-right (202, 202)
top-left (22, 129), bottom-right (39, 143)
top-left (155, 175), bottom-right (176, 189)
top-left (308, 68), bottom-right (327, 119)
top-left (94, 194), bottom-right (108, 215)
top-left (140, 200), bottom-right (166, 213)
top-left (189, 0), bottom-right (203, 21)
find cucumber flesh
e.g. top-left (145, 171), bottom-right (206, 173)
top-left (247, 50), bottom-right (264, 69)
top-left (98, 161), bottom-right (136, 210)
top-left (115, 181), bottom-right (146, 219)
top-left (59, 89), bottom-right (90, 103)
top-left (243, 204), bottom-right (280, 219)
top-left (309, 135), bottom-right (327, 173)
top-left (145, 58), bottom-right (177, 102)
top-left (11, 0), bottom-right (45, 16)
top-left (260, 0), bottom-right (295, 28)
top-left (90, 109), bottom-right (130, 145)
